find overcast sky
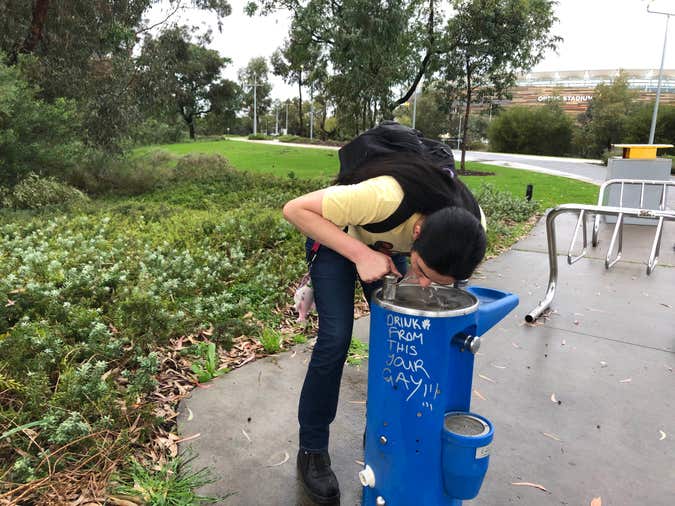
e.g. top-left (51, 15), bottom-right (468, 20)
top-left (147, 0), bottom-right (675, 100)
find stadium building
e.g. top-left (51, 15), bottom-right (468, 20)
top-left (498, 69), bottom-right (675, 114)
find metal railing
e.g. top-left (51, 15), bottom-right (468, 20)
top-left (525, 203), bottom-right (675, 323)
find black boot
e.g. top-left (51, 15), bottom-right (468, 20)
top-left (297, 449), bottom-right (340, 504)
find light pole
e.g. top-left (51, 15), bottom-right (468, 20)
top-left (275, 104), bottom-right (279, 135)
top-left (285, 100), bottom-right (289, 134)
top-left (647, 3), bottom-right (673, 144)
top-left (253, 75), bottom-right (258, 135)
top-left (309, 84), bottom-right (314, 140)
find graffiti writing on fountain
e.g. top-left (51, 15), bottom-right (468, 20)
top-left (382, 314), bottom-right (440, 410)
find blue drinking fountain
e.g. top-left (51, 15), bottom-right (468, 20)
top-left (359, 276), bottom-right (519, 506)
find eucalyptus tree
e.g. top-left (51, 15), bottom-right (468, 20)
top-left (248, 0), bottom-right (439, 134)
top-left (238, 57), bottom-right (273, 134)
top-left (437, 0), bottom-right (560, 169)
top-left (270, 24), bottom-right (321, 136)
top-left (137, 26), bottom-right (232, 140)
top-left (0, 0), bottom-right (232, 149)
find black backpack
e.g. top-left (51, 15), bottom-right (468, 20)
top-left (337, 121), bottom-right (459, 233)
top-left (338, 121), bottom-right (455, 177)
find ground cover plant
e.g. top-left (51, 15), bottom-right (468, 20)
top-left (0, 142), bottom-right (597, 503)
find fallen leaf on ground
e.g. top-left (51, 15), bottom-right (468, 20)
top-left (267, 451), bottom-right (290, 467)
top-left (542, 432), bottom-right (562, 441)
top-left (550, 393), bottom-right (558, 403)
top-left (479, 374), bottom-right (496, 383)
top-left (186, 407), bottom-right (193, 421)
top-left (290, 350), bottom-right (297, 358)
top-left (600, 361), bottom-right (608, 368)
top-left (619, 378), bottom-right (632, 383)
top-left (355, 460), bottom-right (365, 466)
top-left (561, 339), bottom-right (566, 346)
top-left (511, 482), bottom-right (549, 492)
top-left (591, 497), bottom-right (602, 506)
top-left (659, 430), bottom-right (667, 441)
top-left (473, 389), bottom-right (487, 401)
top-left (108, 497), bottom-right (143, 506)
top-left (491, 362), bottom-right (507, 369)
top-left (573, 320), bottom-right (580, 325)
top-left (660, 303), bottom-right (672, 308)
top-left (512, 342), bottom-right (521, 349)
top-left (176, 433), bottom-right (200, 444)
top-left (242, 429), bottom-right (252, 442)
top-left (348, 400), bottom-right (366, 404)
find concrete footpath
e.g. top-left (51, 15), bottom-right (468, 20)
top-left (178, 203), bottom-right (674, 505)
top-left (179, 145), bottom-right (674, 504)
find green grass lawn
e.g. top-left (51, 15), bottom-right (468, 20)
top-left (135, 138), bottom-right (340, 179)
top-left (136, 139), bottom-right (599, 209)
top-left (461, 163), bottom-right (598, 210)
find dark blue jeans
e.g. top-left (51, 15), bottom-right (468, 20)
top-left (298, 238), bottom-right (408, 451)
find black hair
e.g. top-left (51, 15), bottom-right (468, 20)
top-left (413, 207), bottom-right (487, 280)
top-left (335, 152), bottom-right (482, 222)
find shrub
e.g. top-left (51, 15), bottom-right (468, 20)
top-left (0, 57), bottom-right (88, 185)
top-left (174, 153), bottom-right (230, 181)
top-left (247, 134), bottom-right (273, 140)
top-left (278, 135), bottom-right (302, 142)
top-left (475, 183), bottom-right (539, 222)
top-left (488, 104), bottom-right (573, 156)
top-left (0, 173), bottom-right (89, 209)
top-left (128, 118), bottom-right (185, 146)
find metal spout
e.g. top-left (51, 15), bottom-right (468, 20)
top-left (382, 274), bottom-right (398, 300)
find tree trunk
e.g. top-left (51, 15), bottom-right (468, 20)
top-left (460, 59), bottom-right (472, 171)
top-left (297, 73), bottom-right (304, 136)
top-left (362, 100), bottom-right (368, 132)
top-left (189, 120), bottom-right (196, 140)
top-left (392, 0), bottom-right (435, 109)
top-left (10, 0), bottom-right (51, 64)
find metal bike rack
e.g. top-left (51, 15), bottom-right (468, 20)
top-left (525, 203), bottom-right (675, 323)
top-left (592, 179), bottom-right (674, 273)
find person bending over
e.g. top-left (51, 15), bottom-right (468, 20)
top-left (283, 152), bottom-right (486, 505)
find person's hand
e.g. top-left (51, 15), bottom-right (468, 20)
top-left (355, 248), bottom-right (401, 283)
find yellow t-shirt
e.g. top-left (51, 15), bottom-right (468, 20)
top-left (322, 175), bottom-right (486, 254)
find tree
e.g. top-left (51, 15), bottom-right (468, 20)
top-left (0, 56), bottom-right (83, 185)
top-left (137, 27), bottom-right (232, 140)
top-left (238, 57), bottom-right (273, 134)
top-left (205, 78), bottom-right (244, 134)
top-left (0, 0), bottom-right (232, 149)
top-left (438, 0), bottom-right (560, 170)
top-left (575, 74), bottom-right (639, 157)
top-left (488, 104), bottom-right (573, 156)
top-left (270, 23), bottom-right (322, 136)
top-left (394, 85), bottom-right (451, 140)
top-left (625, 104), bottom-right (675, 156)
top-left (249, 0), bottom-right (439, 133)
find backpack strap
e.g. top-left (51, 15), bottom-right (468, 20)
top-left (361, 195), bottom-right (415, 233)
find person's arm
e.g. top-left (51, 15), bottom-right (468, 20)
top-left (283, 189), bottom-right (401, 283)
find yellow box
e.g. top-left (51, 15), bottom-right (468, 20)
top-left (612, 144), bottom-right (674, 159)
